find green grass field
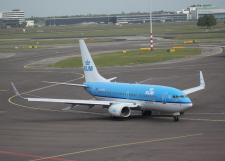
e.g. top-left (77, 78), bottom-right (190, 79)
top-left (1, 21), bottom-right (225, 38)
top-left (0, 21), bottom-right (224, 52)
top-left (1, 22), bottom-right (225, 39)
top-left (50, 48), bottom-right (201, 68)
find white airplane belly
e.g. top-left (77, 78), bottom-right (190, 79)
top-left (142, 102), bottom-right (192, 113)
top-left (95, 96), bottom-right (192, 113)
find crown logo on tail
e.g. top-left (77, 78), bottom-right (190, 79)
top-left (85, 60), bottom-right (91, 65)
top-left (84, 60), bottom-right (93, 72)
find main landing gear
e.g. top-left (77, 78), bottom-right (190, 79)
top-left (173, 112), bottom-right (180, 122)
top-left (142, 110), bottom-right (152, 117)
top-left (142, 110), bottom-right (181, 122)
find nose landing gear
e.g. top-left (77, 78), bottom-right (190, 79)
top-left (173, 112), bottom-right (180, 122)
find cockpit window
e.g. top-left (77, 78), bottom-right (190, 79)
top-left (173, 95), bottom-right (186, 98)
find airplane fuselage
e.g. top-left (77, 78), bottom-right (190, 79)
top-left (85, 82), bottom-right (193, 113)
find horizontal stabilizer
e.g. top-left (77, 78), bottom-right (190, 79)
top-left (43, 81), bottom-right (87, 87)
top-left (108, 77), bottom-right (117, 82)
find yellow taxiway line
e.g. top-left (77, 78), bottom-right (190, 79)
top-left (30, 133), bottom-right (203, 161)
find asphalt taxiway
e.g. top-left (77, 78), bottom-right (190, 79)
top-left (0, 40), bottom-right (225, 161)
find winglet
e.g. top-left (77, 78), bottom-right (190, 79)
top-left (183, 71), bottom-right (206, 95)
top-left (200, 71), bottom-right (205, 88)
top-left (11, 82), bottom-right (25, 99)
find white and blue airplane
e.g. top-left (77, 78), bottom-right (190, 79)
top-left (12, 40), bottom-right (205, 121)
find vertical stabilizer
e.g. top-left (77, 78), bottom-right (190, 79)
top-left (79, 39), bottom-right (108, 82)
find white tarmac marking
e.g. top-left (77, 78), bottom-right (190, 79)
top-left (0, 53), bottom-right (16, 59)
top-left (0, 89), bottom-right (8, 92)
top-left (30, 133), bottom-right (203, 161)
top-left (138, 77), bottom-right (152, 84)
top-left (21, 74), bottom-right (84, 95)
top-left (182, 118), bottom-right (225, 122)
top-left (186, 112), bottom-right (225, 115)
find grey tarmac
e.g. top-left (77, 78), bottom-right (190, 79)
top-left (0, 40), bottom-right (225, 161)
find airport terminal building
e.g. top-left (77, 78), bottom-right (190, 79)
top-left (0, 9), bottom-right (25, 27)
top-left (179, 4), bottom-right (225, 20)
top-left (46, 11), bottom-right (187, 26)
top-left (46, 4), bottom-right (225, 26)
top-left (46, 16), bottom-right (117, 26)
top-left (116, 12), bottom-right (187, 24)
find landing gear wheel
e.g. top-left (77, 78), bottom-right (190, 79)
top-left (142, 110), bottom-right (152, 117)
top-left (173, 116), bottom-right (179, 122)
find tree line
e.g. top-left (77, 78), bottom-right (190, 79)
top-left (197, 15), bottom-right (217, 28)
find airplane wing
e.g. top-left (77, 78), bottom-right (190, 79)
top-left (27, 98), bottom-right (111, 106)
top-left (183, 71), bottom-right (205, 95)
top-left (11, 82), bottom-right (139, 108)
top-left (11, 82), bottom-right (110, 106)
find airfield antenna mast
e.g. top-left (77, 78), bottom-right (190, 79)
top-left (149, 0), bottom-right (154, 51)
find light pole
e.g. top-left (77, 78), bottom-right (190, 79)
top-left (149, 0), bottom-right (154, 51)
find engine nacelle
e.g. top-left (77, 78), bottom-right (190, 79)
top-left (108, 104), bottom-right (131, 118)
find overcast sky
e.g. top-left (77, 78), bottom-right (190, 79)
top-left (1, 0), bottom-right (225, 17)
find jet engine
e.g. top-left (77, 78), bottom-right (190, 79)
top-left (108, 104), bottom-right (131, 118)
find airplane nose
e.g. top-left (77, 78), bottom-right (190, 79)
top-left (188, 103), bottom-right (193, 108)
top-left (181, 98), bottom-right (192, 111)
top-left (181, 102), bottom-right (192, 112)
top-left (187, 97), bottom-right (193, 107)
top-left (186, 97), bottom-right (193, 109)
